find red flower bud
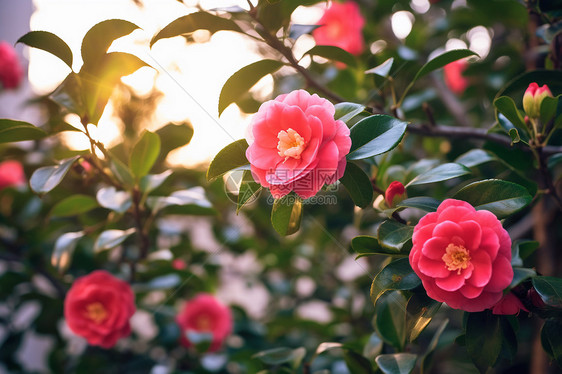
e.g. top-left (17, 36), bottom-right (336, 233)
top-left (523, 82), bottom-right (552, 118)
top-left (491, 292), bottom-right (528, 315)
top-left (385, 181), bottom-right (406, 207)
top-left (0, 160), bottom-right (25, 190)
top-left (0, 41), bottom-right (23, 90)
top-left (444, 60), bottom-right (468, 95)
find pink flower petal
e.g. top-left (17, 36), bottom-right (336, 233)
top-left (467, 250), bottom-right (492, 287)
top-left (485, 255), bottom-right (514, 292)
top-left (421, 236), bottom-right (450, 260)
top-left (436, 199), bottom-right (475, 214)
top-left (477, 228), bottom-right (499, 261)
top-left (433, 221), bottom-right (463, 241)
top-left (418, 256), bottom-right (449, 278)
top-left (459, 283), bottom-right (483, 299)
top-left (458, 220), bottom-right (482, 250)
top-left (436, 273), bottom-right (466, 291)
top-left (436, 205), bottom-right (474, 224)
top-left (305, 105), bottom-right (336, 142)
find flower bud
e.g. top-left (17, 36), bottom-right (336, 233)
top-left (523, 82), bottom-right (552, 118)
top-left (385, 181), bottom-right (406, 207)
top-left (491, 292), bottom-right (528, 315)
top-left (0, 41), bottom-right (23, 90)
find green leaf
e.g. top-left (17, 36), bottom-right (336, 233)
top-left (510, 268), bottom-right (536, 288)
top-left (397, 197), bottom-right (441, 212)
top-left (370, 258), bottom-right (421, 306)
top-left (494, 96), bottom-right (528, 135)
top-left (399, 49), bottom-right (478, 105)
top-left (541, 318), bottom-right (562, 367)
top-left (147, 187), bottom-right (212, 214)
top-left (465, 311), bottom-right (502, 374)
top-left (17, 31), bottom-right (73, 70)
top-left (237, 170), bottom-right (262, 213)
top-left (207, 139), bottom-right (249, 181)
top-left (495, 69), bottom-right (562, 100)
top-left (374, 293), bottom-right (407, 350)
top-left (0, 119), bottom-right (47, 143)
top-left (365, 58), bottom-right (394, 77)
top-left (351, 235), bottom-right (405, 258)
top-left (351, 235), bottom-right (405, 259)
top-left (406, 163), bottom-right (470, 187)
top-left (511, 239), bottom-right (539, 266)
top-left (140, 170), bottom-right (173, 194)
top-left (96, 187), bottom-right (132, 214)
top-left (339, 162), bottom-right (373, 208)
top-left (452, 179), bottom-right (532, 219)
top-left (50, 195), bottom-right (98, 217)
top-left (496, 113), bottom-right (528, 145)
top-left (130, 130), bottom-right (161, 179)
top-left (94, 228), bottom-right (136, 253)
top-left (421, 319), bottom-right (449, 373)
top-left (81, 19), bottom-right (140, 67)
top-left (405, 293), bottom-right (441, 342)
top-left (80, 52), bottom-right (150, 125)
top-left (150, 12), bottom-right (243, 47)
top-left (455, 149), bottom-right (496, 168)
top-left (532, 276), bottom-right (562, 308)
top-left (51, 231), bottom-right (85, 273)
top-left (218, 60), bottom-right (284, 116)
top-left (305, 45), bottom-right (357, 68)
top-left (377, 220), bottom-right (414, 252)
top-left (156, 122), bottom-right (194, 161)
top-left (347, 115), bottom-right (408, 160)
top-left (50, 73), bottom-right (84, 115)
top-left (30, 156), bottom-right (80, 194)
top-left (110, 157), bottom-right (135, 187)
top-left (375, 353), bottom-right (417, 374)
top-left (363, 333), bottom-right (384, 361)
top-left (334, 102), bottom-right (366, 124)
top-left (540, 95), bottom-right (559, 125)
top-left (271, 192), bottom-right (302, 236)
top-left (253, 347), bottom-right (306, 366)
top-left (343, 350), bottom-right (374, 374)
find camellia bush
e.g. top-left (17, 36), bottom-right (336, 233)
top-left (1, 0), bottom-right (562, 373)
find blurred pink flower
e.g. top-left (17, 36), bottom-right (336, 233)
top-left (0, 41), bottom-right (23, 90)
top-left (444, 60), bottom-right (468, 95)
top-left (385, 181), bottom-right (406, 207)
top-left (0, 160), bottom-right (25, 190)
top-left (409, 199), bottom-right (513, 312)
top-left (312, 1), bottom-right (365, 56)
top-left (64, 270), bottom-right (136, 348)
top-left (176, 293), bottom-right (232, 352)
top-left (172, 259), bottom-right (187, 270)
top-left (246, 90), bottom-right (351, 199)
top-left (492, 292), bottom-right (528, 315)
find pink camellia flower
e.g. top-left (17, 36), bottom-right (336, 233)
top-left (246, 90), bottom-right (351, 199)
top-left (0, 41), bottom-right (23, 90)
top-left (312, 1), bottom-right (365, 56)
top-left (492, 292), bottom-right (528, 315)
top-left (443, 59), bottom-right (468, 95)
top-left (64, 270), bottom-right (136, 348)
top-left (409, 199), bottom-right (513, 312)
top-left (176, 293), bottom-right (232, 352)
top-left (523, 82), bottom-right (552, 118)
top-left (385, 181), bottom-right (406, 207)
top-left (0, 160), bottom-right (25, 191)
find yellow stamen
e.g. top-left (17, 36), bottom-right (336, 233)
top-left (84, 302), bottom-right (108, 324)
top-left (442, 243), bottom-right (471, 275)
top-left (277, 128), bottom-right (306, 161)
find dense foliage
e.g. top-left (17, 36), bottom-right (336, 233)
top-left (1, 0), bottom-right (562, 373)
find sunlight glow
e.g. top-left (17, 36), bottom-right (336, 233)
top-left (391, 11), bottom-right (415, 40)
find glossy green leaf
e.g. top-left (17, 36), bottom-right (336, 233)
top-left (370, 258), bottom-right (421, 306)
top-left (305, 45), bottom-right (357, 67)
top-left (406, 163), bottom-right (470, 187)
top-left (363, 333), bottom-right (384, 360)
top-left (496, 69), bottom-right (562, 100)
top-left (377, 220), bottom-right (414, 252)
top-left (94, 228), bottom-right (136, 253)
top-left (130, 130), bottom-right (161, 179)
top-left (271, 192), bottom-right (302, 236)
top-left (540, 95), bottom-right (559, 125)
top-left (496, 113), bottom-right (528, 145)
top-left (150, 12), bottom-right (243, 47)
top-left (81, 19), bottom-right (140, 67)
top-left (140, 170), bottom-right (173, 194)
top-left (421, 319), bottom-right (449, 374)
top-left (51, 231), bottom-right (85, 273)
top-left (541, 318), bottom-right (562, 367)
top-left (156, 122), bottom-right (194, 161)
top-left (339, 162), bottom-right (373, 208)
top-left (334, 102), bottom-right (366, 124)
top-left (405, 293), bottom-right (441, 342)
top-left (347, 115), bottom-right (408, 160)
top-left (50, 195), bottom-right (98, 217)
top-left (351, 235), bottom-right (404, 258)
top-left (365, 58), bottom-right (394, 77)
top-left (218, 60), bottom-right (284, 116)
top-left (374, 293), bottom-right (407, 350)
top-left (237, 170), bottom-right (261, 213)
top-left (465, 311), bottom-right (502, 373)
top-left (532, 276), bottom-right (562, 308)
top-left (147, 187), bottom-right (212, 213)
top-left (110, 157), bottom-right (135, 187)
top-left (343, 350), bottom-right (374, 374)
top-left (253, 347), bottom-right (305, 366)
top-left (397, 197), bottom-right (441, 212)
top-left (452, 179), bottom-right (532, 219)
top-left (510, 268), bottom-right (536, 288)
top-left (207, 139), bottom-right (249, 181)
top-left (80, 52), bottom-right (150, 125)
top-left (494, 96), bottom-right (527, 133)
top-left (50, 73), bottom-right (84, 115)
top-left (0, 119), bottom-right (47, 143)
top-left (30, 156), bottom-right (80, 194)
top-left (96, 186), bottom-right (132, 213)
top-left (455, 149), bottom-right (496, 168)
top-left (511, 239), bottom-right (539, 266)
top-left (17, 31), bottom-right (73, 70)
top-left (375, 353), bottom-right (417, 374)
